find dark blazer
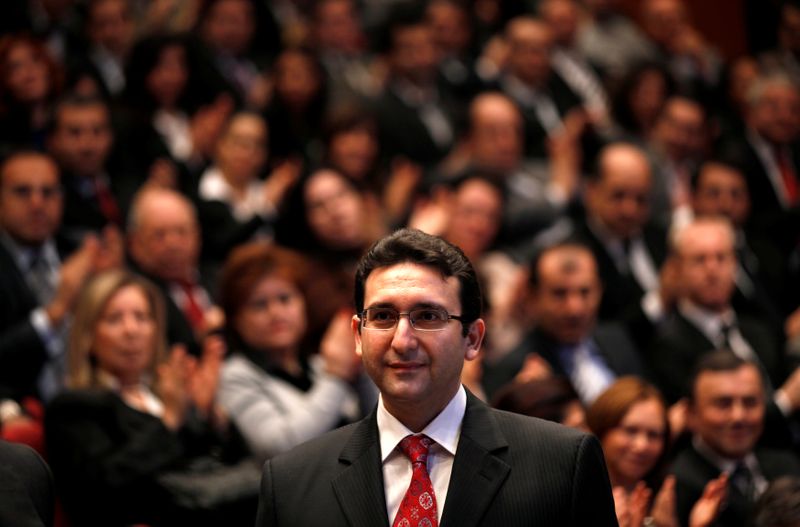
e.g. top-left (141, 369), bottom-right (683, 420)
top-left (648, 310), bottom-right (783, 404)
top-left (482, 323), bottom-right (647, 400)
top-left (0, 440), bottom-right (54, 527)
top-left (256, 391), bottom-right (618, 526)
top-left (570, 220), bottom-right (668, 322)
top-left (0, 236), bottom-right (75, 400)
top-left (670, 443), bottom-right (800, 527)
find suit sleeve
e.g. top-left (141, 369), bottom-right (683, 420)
top-left (570, 434), bottom-right (619, 526)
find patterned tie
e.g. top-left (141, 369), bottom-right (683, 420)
top-left (393, 434), bottom-right (438, 527)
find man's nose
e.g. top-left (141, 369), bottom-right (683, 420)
top-left (390, 316), bottom-right (418, 352)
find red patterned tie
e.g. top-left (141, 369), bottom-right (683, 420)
top-left (393, 434), bottom-right (438, 527)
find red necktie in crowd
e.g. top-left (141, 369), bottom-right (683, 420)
top-left (393, 434), bottom-right (438, 527)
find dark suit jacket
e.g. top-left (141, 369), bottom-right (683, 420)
top-left (570, 220), bottom-right (668, 322)
top-left (0, 440), bottom-right (54, 527)
top-left (0, 236), bottom-right (75, 400)
top-left (482, 324), bottom-right (647, 400)
top-left (670, 443), bottom-right (800, 527)
top-left (256, 391), bottom-right (618, 526)
top-left (648, 310), bottom-right (783, 404)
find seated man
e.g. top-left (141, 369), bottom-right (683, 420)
top-left (482, 241), bottom-right (645, 404)
top-left (670, 351), bottom-right (800, 526)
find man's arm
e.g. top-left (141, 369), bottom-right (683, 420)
top-left (570, 433), bottom-right (619, 526)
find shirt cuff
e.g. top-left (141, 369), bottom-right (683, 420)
top-left (641, 290), bottom-right (666, 322)
top-left (29, 308), bottom-right (62, 358)
top-left (774, 389), bottom-right (793, 417)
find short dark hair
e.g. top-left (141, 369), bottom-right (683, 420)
top-left (754, 476), bottom-right (800, 527)
top-left (687, 350), bottom-right (758, 404)
top-left (354, 228), bottom-right (481, 335)
top-left (528, 239), bottom-right (595, 288)
top-left (48, 93), bottom-right (110, 135)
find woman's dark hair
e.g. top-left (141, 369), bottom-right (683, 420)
top-left (492, 376), bottom-right (580, 424)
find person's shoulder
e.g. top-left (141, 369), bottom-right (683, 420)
top-left (269, 419), bottom-right (366, 470)
top-left (47, 387), bottom-right (120, 414)
top-left (487, 406), bottom-right (590, 447)
top-left (0, 440), bottom-right (47, 471)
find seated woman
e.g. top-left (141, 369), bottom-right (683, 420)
top-left (216, 241), bottom-right (370, 462)
top-left (45, 270), bottom-right (257, 527)
top-left (587, 377), bottom-right (726, 527)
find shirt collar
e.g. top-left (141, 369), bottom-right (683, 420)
top-left (679, 299), bottom-right (736, 341)
top-left (377, 385), bottom-right (466, 462)
top-left (0, 230), bottom-right (58, 271)
top-left (692, 434), bottom-right (759, 474)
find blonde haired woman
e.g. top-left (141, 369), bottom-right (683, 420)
top-left (46, 270), bottom-right (256, 527)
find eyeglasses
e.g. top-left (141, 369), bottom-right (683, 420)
top-left (359, 307), bottom-right (464, 331)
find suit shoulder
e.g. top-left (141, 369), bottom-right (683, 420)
top-left (269, 421), bottom-right (363, 470)
top-left (489, 407), bottom-right (591, 448)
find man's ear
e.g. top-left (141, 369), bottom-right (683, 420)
top-left (351, 314), bottom-right (363, 357)
top-left (464, 318), bottom-right (485, 361)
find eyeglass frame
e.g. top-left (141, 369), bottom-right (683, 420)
top-left (358, 306), bottom-right (465, 332)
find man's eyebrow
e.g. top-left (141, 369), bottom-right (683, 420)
top-left (364, 301), bottom-right (447, 310)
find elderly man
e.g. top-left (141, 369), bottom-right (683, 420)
top-left (256, 229), bottom-right (617, 526)
top-left (670, 351), bottom-right (800, 526)
top-left (127, 187), bottom-right (219, 353)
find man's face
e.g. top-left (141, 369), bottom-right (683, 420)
top-left (0, 155), bottom-right (62, 246)
top-left (129, 194), bottom-right (200, 282)
top-left (676, 222), bottom-right (737, 312)
top-left (202, 0), bottom-right (255, 55)
top-left (529, 248), bottom-right (602, 344)
top-left (88, 0), bottom-right (134, 56)
top-left (390, 24), bottom-right (438, 85)
top-left (689, 365), bottom-right (765, 459)
top-left (653, 98), bottom-right (705, 162)
top-left (586, 149), bottom-right (652, 239)
top-left (352, 263), bottom-right (483, 424)
top-left (314, 0), bottom-right (362, 53)
top-left (304, 169), bottom-right (365, 251)
top-left (749, 84), bottom-right (800, 146)
top-left (507, 21), bottom-right (552, 87)
top-left (48, 104), bottom-right (113, 178)
top-left (470, 97), bottom-right (523, 173)
top-left (692, 164), bottom-right (750, 227)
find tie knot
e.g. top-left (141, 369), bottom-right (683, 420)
top-left (399, 434), bottom-right (433, 465)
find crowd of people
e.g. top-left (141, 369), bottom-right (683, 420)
top-left (0, 0), bottom-right (799, 525)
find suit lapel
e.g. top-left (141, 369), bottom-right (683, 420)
top-left (332, 412), bottom-right (390, 527)
top-left (440, 393), bottom-right (510, 527)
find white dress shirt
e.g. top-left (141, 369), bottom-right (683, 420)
top-left (378, 386), bottom-right (466, 525)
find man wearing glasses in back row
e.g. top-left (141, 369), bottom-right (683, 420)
top-left (256, 228), bottom-right (618, 526)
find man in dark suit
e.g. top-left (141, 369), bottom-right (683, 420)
top-left (670, 351), bottom-right (800, 527)
top-left (256, 229), bottom-right (618, 526)
top-left (127, 187), bottom-right (219, 355)
top-left (483, 240), bottom-right (646, 404)
top-left (0, 439), bottom-right (54, 527)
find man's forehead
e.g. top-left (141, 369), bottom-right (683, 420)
top-left (696, 366), bottom-right (762, 396)
top-left (364, 263), bottom-right (457, 296)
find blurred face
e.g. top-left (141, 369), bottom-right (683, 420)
top-left (0, 155), bottom-right (62, 246)
top-left (274, 52), bottom-right (321, 111)
top-left (88, 0), bottom-right (134, 56)
top-left (129, 193), bottom-right (200, 282)
top-left (629, 70), bottom-right (668, 132)
top-left (676, 222), bottom-right (736, 312)
top-left (390, 24), bottom-right (438, 85)
top-left (202, 0), bottom-right (255, 55)
top-left (602, 398), bottom-right (666, 487)
top-left (779, 5), bottom-right (800, 53)
top-left (470, 96), bottom-right (523, 173)
top-left (92, 285), bottom-right (156, 385)
top-left (426, 1), bottom-right (471, 55)
top-left (692, 163), bottom-right (750, 227)
top-left (234, 274), bottom-right (306, 355)
top-left (146, 45), bottom-right (188, 109)
top-left (653, 98), bottom-right (705, 161)
top-left (530, 248), bottom-right (601, 344)
top-left (353, 263), bottom-right (483, 428)
top-left (48, 103), bottom-right (113, 178)
top-left (328, 126), bottom-right (377, 180)
top-left (540, 0), bottom-right (579, 47)
top-left (749, 84), bottom-right (800, 145)
top-left (728, 57), bottom-right (759, 111)
top-left (587, 147), bottom-right (652, 239)
top-left (215, 113), bottom-right (267, 185)
top-left (314, 0), bottom-right (363, 53)
top-left (3, 42), bottom-right (50, 104)
top-left (507, 20), bottom-right (552, 87)
top-left (641, 0), bottom-right (686, 48)
top-left (304, 169), bottom-right (365, 250)
top-left (445, 179), bottom-right (503, 259)
top-left (690, 364), bottom-right (765, 459)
